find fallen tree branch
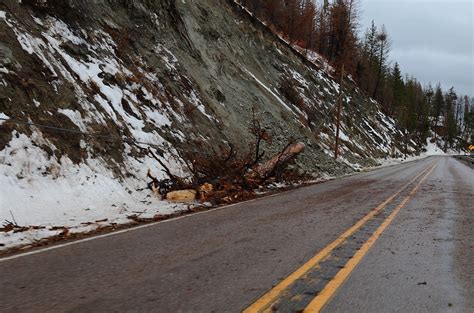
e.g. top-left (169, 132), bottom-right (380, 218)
top-left (253, 141), bottom-right (305, 179)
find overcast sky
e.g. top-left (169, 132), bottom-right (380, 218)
top-left (359, 0), bottom-right (473, 97)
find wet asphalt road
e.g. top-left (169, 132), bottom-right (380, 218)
top-left (0, 156), bottom-right (472, 312)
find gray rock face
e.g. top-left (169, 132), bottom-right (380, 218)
top-left (0, 43), bottom-right (13, 65)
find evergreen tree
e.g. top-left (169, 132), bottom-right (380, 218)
top-left (364, 20), bottom-right (378, 63)
top-left (432, 84), bottom-right (444, 141)
top-left (390, 62), bottom-right (405, 115)
top-left (444, 87), bottom-right (458, 149)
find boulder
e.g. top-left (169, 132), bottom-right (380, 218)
top-left (166, 189), bottom-right (197, 202)
top-left (199, 183), bottom-right (213, 193)
top-left (0, 44), bottom-right (13, 65)
top-left (198, 183), bottom-right (214, 201)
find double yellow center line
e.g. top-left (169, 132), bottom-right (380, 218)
top-left (244, 161), bottom-right (438, 313)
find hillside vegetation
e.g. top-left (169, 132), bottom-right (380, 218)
top-left (238, 0), bottom-right (472, 151)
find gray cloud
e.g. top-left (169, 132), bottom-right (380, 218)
top-left (359, 0), bottom-right (473, 96)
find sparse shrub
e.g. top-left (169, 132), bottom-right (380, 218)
top-left (126, 74), bottom-right (140, 85)
top-left (113, 72), bottom-right (127, 86)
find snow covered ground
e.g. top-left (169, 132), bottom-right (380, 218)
top-left (0, 11), bottom-right (198, 251)
top-left (0, 131), bottom-right (187, 251)
top-left (0, 170), bottom-right (187, 251)
top-left (374, 138), bottom-right (450, 168)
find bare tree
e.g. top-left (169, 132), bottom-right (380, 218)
top-left (373, 25), bottom-right (390, 99)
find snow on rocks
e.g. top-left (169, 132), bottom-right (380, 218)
top-left (0, 14), bottom-right (200, 251)
top-left (373, 138), bottom-right (447, 169)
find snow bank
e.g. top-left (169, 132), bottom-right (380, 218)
top-left (0, 132), bottom-right (186, 251)
top-left (374, 138), bottom-right (448, 168)
top-left (424, 139), bottom-right (447, 156)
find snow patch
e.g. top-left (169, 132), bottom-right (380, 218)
top-left (58, 109), bottom-right (87, 131)
top-left (0, 132), bottom-right (187, 251)
top-left (0, 112), bottom-right (9, 125)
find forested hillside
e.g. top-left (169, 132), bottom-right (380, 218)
top-left (237, 0), bottom-right (473, 151)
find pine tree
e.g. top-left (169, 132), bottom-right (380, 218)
top-left (390, 62), bottom-right (405, 115)
top-left (432, 84), bottom-right (444, 141)
top-left (364, 20), bottom-right (378, 63)
top-left (444, 87), bottom-right (458, 149)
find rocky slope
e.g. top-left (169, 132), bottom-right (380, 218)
top-left (0, 0), bottom-right (419, 249)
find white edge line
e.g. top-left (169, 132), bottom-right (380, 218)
top-left (0, 156), bottom-right (437, 262)
top-left (0, 189), bottom-right (291, 262)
